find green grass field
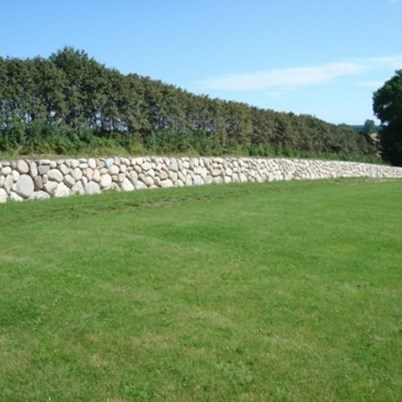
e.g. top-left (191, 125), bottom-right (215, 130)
top-left (1, 178), bottom-right (401, 401)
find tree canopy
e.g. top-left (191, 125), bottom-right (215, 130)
top-left (373, 70), bottom-right (402, 166)
top-left (0, 47), bottom-right (376, 160)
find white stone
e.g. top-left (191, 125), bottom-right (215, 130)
top-left (86, 168), bottom-right (94, 180)
top-left (129, 171), bottom-right (138, 182)
top-left (88, 158), bottom-right (97, 169)
top-left (0, 188), bottom-right (7, 203)
top-left (44, 181), bottom-right (58, 195)
top-left (71, 181), bottom-right (85, 195)
top-left (29, 162), bottom-right (38, 177)
top-left (85, 181), bottom-right (101, 195)
top-left (205, 175), bottom-right (213, 184)
top-left (47, 169), bottom-right (63, 182)
top-left (160, 179), bottom-right (174, 188)
top-left (55, 182), bottom-right (71, 198)
top-left (9, 192), bottom-right (23, 202)
top-left (12, 170), bottom-right (20, 181)
top-left (16, 159), bottom-right (29, 174)
top-left (71, 167), bottom-right (83, 181)
top-left (1, 166), bottom-right (12, 175)
top-left (121, 178), bottom-right (135, 192)
top-left (142, 162), bottom-right (152, 171)
top-left (108, 165), bottom-right (120, 175)
top-left (193, 175), bottom-right (204, 185)
top-left (4, 175), bottom-right (13, 193)
top-left (143, 176), bottom-right (154, 187)
top-left (63, 174), bottom-right (76, 188)
top-left (159, 171), bottom-right (169, 180)
top-left (169, 158), bottom-right (178, 171)
top-left (38, 164), bottom-right (50, 175)
top-left (29, 191), bottom-right (51, 200)
top-left (15, 174), bottom-right (34, 198)
top-left (169, 171), bottom-right (178, 182)
top-left (105, 158), bottom-right (114, 168)
top-left (134, 180), bottom-right (147, 190)
top-left (100, 174), bottom-right (112, 188)
top-left (58, 163), bottom-right (70, 175)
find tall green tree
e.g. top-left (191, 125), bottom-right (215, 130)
top-left (362, 119), bottom-right (376, 135)
top-left (373, 70), bottom-right (402, 166)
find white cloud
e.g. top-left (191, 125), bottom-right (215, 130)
top-left (197, 55), bottom-right (402, 92)
top-left (365, 55), bottom-right (402, 69)
top-left (199, 62), bottom-right (364, 91)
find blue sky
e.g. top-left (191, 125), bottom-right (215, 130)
top-left (1, 0), bottom-right (401, 124)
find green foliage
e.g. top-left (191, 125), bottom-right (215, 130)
top-left (373, 70), bottom-right (402, 166)
top-left (0, 47), bottom-right (378, 160)
top-left (1, 179), bottom-right (402, 400)
top-left (362, 119), bottom-right (377, 135)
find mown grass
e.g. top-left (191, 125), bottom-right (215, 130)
top-left (0, 178), bottom-right (401, 401)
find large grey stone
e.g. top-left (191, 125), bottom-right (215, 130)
top-left (15, 174), bottom-right (34, 198)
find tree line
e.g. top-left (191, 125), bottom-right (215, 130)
top-left (0, 47), bottom-right (376, 160)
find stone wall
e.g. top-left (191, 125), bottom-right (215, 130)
top-left (1, 156), bottom-right (402, 203)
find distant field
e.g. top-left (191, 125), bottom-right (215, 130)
top-left (0, 179), bottom-right (401, 401)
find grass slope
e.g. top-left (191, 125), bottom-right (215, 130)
top-left (0, 179), bottom-right (401, 401)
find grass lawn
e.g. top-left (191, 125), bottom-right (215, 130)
top-left (0, 178), bottom-right (401, 401)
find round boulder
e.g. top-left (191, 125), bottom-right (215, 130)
top-left (15, 174), bottom-right (34, 198)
